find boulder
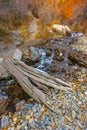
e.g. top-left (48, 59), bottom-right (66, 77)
top-left (52, 24), bottom-right (71, 35)
top-left (30, 47), bottom-right (41, 61)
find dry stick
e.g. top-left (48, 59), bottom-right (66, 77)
top-left (14, 60), bottom-right (71, 87)
top-left (3, 59), bottom-right (56, 112)
top-left (15, 65), bottom-right (70, 91)
top-left (14, 60), bottom-right (59, 86)
top-left (16, 60), bottom-right (71, 87)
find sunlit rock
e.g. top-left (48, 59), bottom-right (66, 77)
top-left (52, 24), bottom-right (71, 35)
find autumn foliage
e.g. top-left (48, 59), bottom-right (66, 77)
top-left (0, 0), bottom-right (86, 31)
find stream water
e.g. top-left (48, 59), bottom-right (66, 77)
top-left (37, 49), bottom-right (54, 71)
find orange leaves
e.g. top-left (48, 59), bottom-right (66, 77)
top-left (60, 6), bottom-right (73, 19)
top-left (59, 0), bottom-right (84, 19)
top-left (35, 0), bottom-right (84, 20)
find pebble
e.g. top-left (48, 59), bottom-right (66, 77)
top-left (26, 115), bottom-right (31, 120)
top-left (29, 117), bottom-right (34, 124)
top-left (72, 110), bottom-right (76, 119)
top-left (35, 121), bottom-right (42, 128)
top-left (14, 118), bottom-right (17, 122)
top-left (33, 108), bottom-right (37, 113)
top-left (30, 121), bottom-right (35, 128)
top-left (84, 91), bottom-right (87, 95)
top-left (78, 101), bottom-right (82, 107)
top-left (16, 125), bottom-right (22, 130)
top-left (1, 116), bottom-right (9, 128)
top-left (23, 103), bottom-right (33, 109)
top-left (77, 120), bottom-right (82, 128)
top-left (0, 72), bottom-right (86, 130)
top-left (47, 126), bottom-right (52, 130)
top-left (16, 100), bottom-right (25, 110)
top-left (8, 127), bottom-right (14, 130)
top-left (30, 111), bottom-right (34, 117)
top-left (34, 112), bottom-right (39, 117)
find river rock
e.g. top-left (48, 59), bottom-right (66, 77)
top-left (30, 47), bottom-right (41, 61)
top-left (52, 24), bottom-right (71, 35)
top-left (29, 117), bottom-right (34, 124)
top-left (13, 49), bottom-right (22, 61)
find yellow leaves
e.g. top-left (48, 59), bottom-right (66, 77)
top-left (51, 20), bottom-right (60, 25)
top-left (20, 29), bottom-right (29, 39)
top-left (52, 122), bottom-right (57, 128)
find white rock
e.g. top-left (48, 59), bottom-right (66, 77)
top-left (13, 49), bottom-right (22, 61)
top-left (47, 126), bottom-right (52, 130)
top-left (14, 118), bottom-right (17, 122)
top-left (60, 53), bottom-right (63, 56)
top-left (52, 24), bottom-right (71, 35)
top-left (0, 58), bottom-right (3, 64)
top-left (84, 91), bottom-right (87, 95)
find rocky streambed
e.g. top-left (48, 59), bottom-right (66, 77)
top-left (0, 33), bottom-right (87, 130)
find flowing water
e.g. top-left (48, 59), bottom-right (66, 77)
top-left (37, 49), bottom-right (54, 71)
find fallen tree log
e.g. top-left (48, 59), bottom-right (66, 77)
top-left (3, 58), bottom-right (71, 111)
top-left (13, 60), bottom-right (71, 87)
